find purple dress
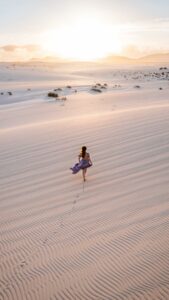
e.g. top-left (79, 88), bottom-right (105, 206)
top-left (70, 159), bottom-right (92, 174)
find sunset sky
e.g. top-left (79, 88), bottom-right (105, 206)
top-left (1, 0), bottom-right (169, 61)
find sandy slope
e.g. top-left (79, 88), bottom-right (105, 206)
top-left (1, 64), bottom-right (169, 299)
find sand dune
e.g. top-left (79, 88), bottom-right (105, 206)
top-left (1, 64), bottom-right (169, 299)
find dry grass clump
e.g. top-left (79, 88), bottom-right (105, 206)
top-left (159, 67), bottom-right (167, 70)
top-left (91, 82), bottom-right (108, 92)
top-left (1, 91), bottom-right (13, 95)
top-left (48, 92), bottom-right (59, 98)
top-left (113, 84), bottom-right (121, 88)
top-left (54, 88), bottom-right (62, 91)
top-left (91, 87), bottom-right (102, 93)
top-left (47, 91), bottom-right (67, 101)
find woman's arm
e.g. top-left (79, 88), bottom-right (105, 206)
top-left (88, 154), bottom-right (92, 165)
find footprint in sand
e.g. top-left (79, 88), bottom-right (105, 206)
top-left (43, 238), bottom-right (48, 245)
top-left (20, 261), bottom-right (26, 267)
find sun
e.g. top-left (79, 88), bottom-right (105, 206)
top-left (41, 19), bottom-right (122, 61)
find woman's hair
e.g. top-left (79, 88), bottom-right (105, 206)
top-left (81, 146), bottom-right (87, 158)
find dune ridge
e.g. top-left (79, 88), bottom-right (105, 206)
top-left (1, 103), bottom-right (169, 133)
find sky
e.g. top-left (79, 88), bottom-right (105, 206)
top-left (0, 0), bottom-right (169, 61)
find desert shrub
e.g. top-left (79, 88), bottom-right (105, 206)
top-left (48, 92), bottom-right (59, 98)
top-left (134, 85), bottom-right (141, 89)
top-left (113, 85), bottom-right (121, 88)
top-left (54, 88), bottom-right (62, 91)
top-left (8, 91), bottom-right (12, 95)
top-left (66, 85), bottom-right (72, 88)
top-left (159, 67), bottom-right (167, 70)
top-left (91, 87), bottom-right (102, 93)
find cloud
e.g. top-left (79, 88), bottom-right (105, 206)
top-left (121, 45), bottom-right (143, 58)
top-left (121, 43), bottom-right (169, 59)
top-left (113, 18), bottom-right (169, 35)
top-left (0, 44), bottom-right (41, 52)
top-left (0, 44), bottom-right (42, 61)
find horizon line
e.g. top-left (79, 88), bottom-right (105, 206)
top-left (0, 51), bottom-right (169, 63)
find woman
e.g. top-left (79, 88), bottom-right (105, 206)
top-left (79, 146), bottom-right (92, 181)
top-left (71, 146), bottom-right (92, 181)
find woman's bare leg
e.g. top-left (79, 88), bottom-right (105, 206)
top-left (82, 169), bottom-right (87, 181)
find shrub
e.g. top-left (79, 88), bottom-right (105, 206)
top-left (91, 87), bottom-right (102, 93)
top-left (48, 92), bottom-right (59, 98)
top-left (54, 88), bottom-right (62, 91)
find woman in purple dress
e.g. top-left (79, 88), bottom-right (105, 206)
top-left (71, 146), bottom-right (92, 181)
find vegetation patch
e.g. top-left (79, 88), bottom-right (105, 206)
top-left (48, 92), bottom-right (59, 98)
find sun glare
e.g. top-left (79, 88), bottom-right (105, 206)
top-left (41, 19), bottom-right (122, 61)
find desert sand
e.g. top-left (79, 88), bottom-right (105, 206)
top-left (1, 62), bottom-right (169, 299)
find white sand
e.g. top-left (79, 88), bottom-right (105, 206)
top-left (1, 62), bottom-right (169, 299)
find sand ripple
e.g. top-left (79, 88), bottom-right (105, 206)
top-left (1, 106), bottom-right (169, 299)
